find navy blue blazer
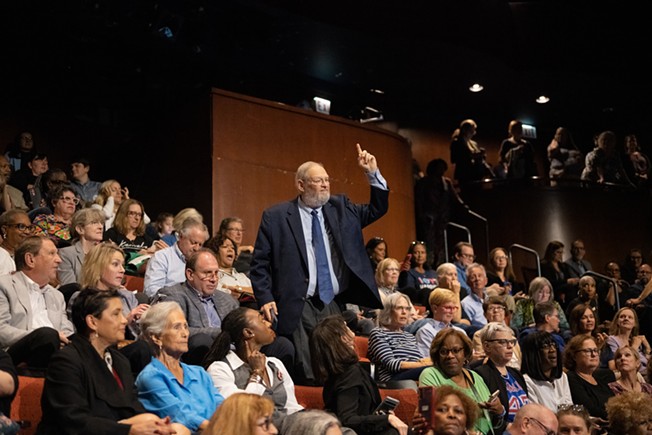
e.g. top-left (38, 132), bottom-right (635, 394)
top-left (250, 186), bottom-right (388, 335)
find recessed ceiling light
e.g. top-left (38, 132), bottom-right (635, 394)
top-left (469, 83), bottom-right (484, 93)
top-left (536, 95), bottom-right (550, 104)
top-left (370, 88), bottom-right (385, 94)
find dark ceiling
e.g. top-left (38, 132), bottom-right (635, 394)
top-left (1, 1), bottom-right (649, 139)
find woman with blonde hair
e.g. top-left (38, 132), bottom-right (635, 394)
top-left (601, 307), bottom-right (651, 374)
top-left (92, 179), bottom-right (153, 230)
top-left (161, 207), bottom-right (203, 246)
top-left (204, 393), bottom-right (278, 435)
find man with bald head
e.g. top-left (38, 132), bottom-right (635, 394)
top-left (506, 403), bottom-right (558, 435)
top-left (251, 144), bottom-right (388, 384)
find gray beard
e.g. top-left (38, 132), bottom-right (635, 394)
top-left (302, 191), bottom-right (330, 208)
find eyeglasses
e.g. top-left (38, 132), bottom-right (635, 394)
top-left (540, 342), bottom-right (557, 351)
top-left (439, 305), bottom-right (458, 312)
top-left (305, 177), bottom-right (330, 185)
top-left (256, 416), bottom-right (273, 431)
top-left (411, 241), bottom-right (425, 245)
top-left (59, 196), bottom-right (79, 205)
top-left (5, 223), bottom-right (36, 232)
top-left (460, 253), bottom-right (476, 260)
top-left (486, 339), bottom-right (516, 347)
top-left (526, 416), bottom-right (557, 435)
top-left (438, 347), bottom-right (465, 357)
top-left (226, 227), bottom-right (245, 233)
top-left (195, 270), bottom-right (219, 280)
top-left (127, 211), bottom-right (143, 218)
top-left (576, 348), bottom-right (599, 356)
top-left (385, 267), bottom-right (400, 272)
top-left (486, 306), bottom-right (505, 312)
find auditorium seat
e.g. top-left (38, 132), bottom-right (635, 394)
top-left (10, 375), bottom-right (45, 435)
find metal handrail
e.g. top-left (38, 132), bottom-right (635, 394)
top-left (443, 222), bottom-right (471, 263)
top-left (468, 210), bottom-right (489, 259)
top-left (509, 243), bottom-right (541, 277)
top-left (582, 271), bottom-right (621, 311)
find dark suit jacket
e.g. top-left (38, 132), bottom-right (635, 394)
top-left (323, 363), bottom-right (391, 435)
top-left (250, 187), bottom-right (388, 335)
top-left (564, 258), bottom-right (592, 279)
top-left (156, 282), bottom-right (238, 338)
top-left (38, 336), bottom-right (144, 435)
top-left (0, 349), bottom-right (17, 417)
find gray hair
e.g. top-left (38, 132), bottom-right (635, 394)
top-left (281, 410), bottom-right (342, 435)
top-left (480, 322), bottom-right (514, 343)
top-left (295, 161), bottom-right (324, 182)
top-left (465, 263), bottom-right (486, 280)
top-left (528, 276), bottom-right (554, 299)
top-left (178, 217), bottom-right (208, 237)
top-left (436, 262), bottom-right (456, 277)
top-left (139, 301), bottom-right (184, 351)
top-left (377, 292), bottom-right (412, 328)
top-left (71, 208), bottom-right (105, 239)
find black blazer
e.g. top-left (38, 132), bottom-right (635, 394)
top-left (37, 336), bottom-right (145, 435)
top-left (323, 363), bottom-right (396, 435)
top-left (474, 358), bottom-right (529, 420)
top-left (0, 349), bottom-right (17, 417)
top-left (251, 187), bottom-right (388, 335)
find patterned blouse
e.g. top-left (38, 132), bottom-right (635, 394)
top-left (33, 214), bottom-right (71, 247)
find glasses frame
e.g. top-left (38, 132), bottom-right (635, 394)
top-left (526, 416), bottom-right (557, 435)
top-left (486, 338), bottom-right (516, 347)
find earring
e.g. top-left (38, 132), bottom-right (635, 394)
top-left (94, 331), bottom-right (99, 339)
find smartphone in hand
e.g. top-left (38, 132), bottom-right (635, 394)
top-left (374, 396), bottom-right (400, 415)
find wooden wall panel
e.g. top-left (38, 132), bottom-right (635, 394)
top-left (210, 89), bottom-right (414, 256)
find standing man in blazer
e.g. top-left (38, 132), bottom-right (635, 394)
top-left (251, 144), bottom-right (388, 384)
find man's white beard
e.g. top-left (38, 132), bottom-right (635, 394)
top-left (302, 191), bottom-right (330, 208)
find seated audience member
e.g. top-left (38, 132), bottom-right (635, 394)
top-left (154, 248), bottom-right (238, 364)
top-left (540, 240), bottom-right (578, 309)
top-left (203, 307), bottom-right (302, 425)
top-left (143, 218), bottom-right (208, 300)
top-left (415, 384), bottom-right (480, 435)
top-left (485, 247), bottom-right (521, 313)
top-left (281, 410), bottom-right (344, 435)
top-left (69, 157), bottom-right (101, 205)
top-left (452, 241), bottom-right (475, 297)
top-left (29, 168), bottom-right (70, 215)
top-left (32, 184), bottom-right (77, 248)
top-left (565, 334), bottom-right (615, 420)
top-left (397, 240), bottom-right (437, 306)
top-left (565, 275), bottom-right (600, 322)
top-left (367, 293), bottom-right (431, 382)
top-left (520, 331), bottom-right (572, 412)
top-left (564, 239), bottom-right (592, 279)
top-left (608, 345), bottom-right (652, 395)
top-left (0, 209), bottom-right (33, 275)
top-left (205, 233), bottom-right (255, 302)
top-left (621, 248), bottom-right (645, 285)
top-left (415, 288), bottom-right (465, 357)
top-left (568, 303), bottom-right (608, 349)
top-left (460, 263), bottom-right (489, 329)
top-left (474, 323), bottom-right (529, 423)
top-left (57, 208), bottom-right (104, 285)
top-left (160, 207), bottom-right (203, 247)
top-left (92, 179), bottom-right (131, 229)
top-left (556, 403), bottom-right (592, 435)
top-left (435, 262), bottom-right (470, 328)
top-left (365, 236), bottom-right (387, 273)
top-left (219, 216), bottom-right (255, 276)
top-left (603, 260), bottom-right (636, 321)
top-left (310, 315), bottom-right (408, 435)
top-left (38, 288), bottom-right (189, 435)
top-left (149, 212), bottom-right (173, 240)
top-left (204, 393), bottom-right (278, 435)
top-left (601, 306), bottom-right (651, 373)
top-left (104, 198), bottom-right (166, 259)
top-left (376, 257), bottom-right (402, 303)
top-left (606, 390), bottom-right (652, 435)
top-left (0, 236), bottom-right (73, 370)
top-left (471, 298), bottom-right (522, 369)
top-left (419, 328), bottom-right (506, 435)
top-left (375, 258), bottom-right (425, 335)
top-left (518, 301), bottom-right (566, 353)
top-left (4, 131), bottom-right (35, 174)
top-left (581, 130), bottom-right (633, 187)
top-left (136, 302), bottom-right (224, 432)
top-left (511, 276), bottom-right (570, 333)
top-left (67, 243), bottom-right (151, 374)
top-left (11, 152), bottom-right (48, 208)
top-left (507, 403), bottom-right (559, 435)
top-left (0, 155), bottom-right (29, 211)
top-left (0, 349), bottom-right (18, 421)
top-left (626, 263), bottom-right (652, 306)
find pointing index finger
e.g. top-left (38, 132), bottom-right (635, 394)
top-left (356, 143), bottom-right (363, 155)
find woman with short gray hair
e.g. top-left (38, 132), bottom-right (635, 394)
top-left (281, 410), bottom-right (344, 435)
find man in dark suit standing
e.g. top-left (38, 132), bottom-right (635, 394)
top-left (251, 144), bottom-right (388, 384)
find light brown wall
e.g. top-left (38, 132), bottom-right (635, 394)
top-left (210, 89), bottom-right (414, 257)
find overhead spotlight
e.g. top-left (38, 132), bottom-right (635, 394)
top-left (469, 83), bottom-right (484, 93)
top-left (370, 88), bottom-right (385, 94)
top-left (359, 106), bottom-right (384, 124)
top-left (536, 95), bottom-right (550, 104)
